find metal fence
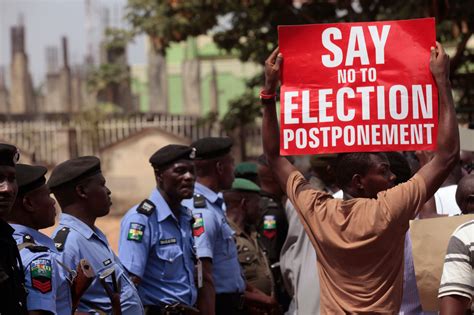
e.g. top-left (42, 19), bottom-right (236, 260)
top-left (0, 112), bottom-right (262, 165)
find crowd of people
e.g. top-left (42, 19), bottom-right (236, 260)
top-left (0, 43), bottom-right (472, 315)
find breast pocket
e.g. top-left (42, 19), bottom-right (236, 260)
top-left (155, 245), bottom-right (184, 280)
top-left (238, 250), bottom-right (258, 281)
top-left (221, 223), bottom-right (236, 257)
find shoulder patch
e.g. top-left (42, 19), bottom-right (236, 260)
top-left (127, 223), bottom-right (145, 242)
top-left (137, 199), bottom-right (156, 216)
top-left (263, 215), bottom-right (277, 239)
top-left (193, 194), bottom-right (206, 208)
top-left (192, 213), bottom-right (205, 237)
top-left (30, 259), bottom-right (52, 293)
top-left (53, 227), bottom-right (70, 252)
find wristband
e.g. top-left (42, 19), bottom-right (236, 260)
top-left (260, 90), bottom-right (276, 100)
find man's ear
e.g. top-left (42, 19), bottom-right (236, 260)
top-left (75, 184), bottom-right (88, 199)
top-left (154, 169), bottom-right (163, 184)
top-left (216, 160), bottom-right (224, 176)
top-left (352, 174), bottom-right (364, 190)
top-left (22, 195), bottom-right (35, 213)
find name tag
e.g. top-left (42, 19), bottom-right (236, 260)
top-left (159, 238), bottom-right (177, 246)
top-left (103, 258), bottom-right (112, 266)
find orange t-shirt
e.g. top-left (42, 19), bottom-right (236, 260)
top-left (286, 171), bottom-right (427, 314)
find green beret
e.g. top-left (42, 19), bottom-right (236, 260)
top-left (149, 144), bottom-right (195, 168)
top-left (234, 162), bottom-right (257, 177)
top-left (231, 178), bottom-right (261, 193)
top-left (0, 143), bottom-right (20, 167)
top-left (16, 164), bottom-right (47, 195)
top-left (47, 156), bottom-right (101, 190)
top-left (192, 137), bottom-right (233, 160)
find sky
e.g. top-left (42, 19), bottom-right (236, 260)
top-left (0, 0), bottom-right (146, 86)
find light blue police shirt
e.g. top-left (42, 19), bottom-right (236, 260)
top-left (11, 224), bottom-right (72, 315)
top-left (118, 188), bottom-right (197, 306)
top-left (51, 213), bottom-right (144, 314)
top-left (182, 182), bottom-right (245, 294)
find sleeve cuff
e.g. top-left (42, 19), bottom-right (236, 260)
top-left (196, 247), bottom-right (213, 259)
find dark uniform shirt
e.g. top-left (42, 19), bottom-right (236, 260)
top-left (0, 219), bottom-right (28, 315)
top-left (258, 191), bottom-right (290, 309)
top-left (258, 191), bottom-right (288, 264)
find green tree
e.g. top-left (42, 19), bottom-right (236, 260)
top-left (126, 0), bottom-right (474, 157)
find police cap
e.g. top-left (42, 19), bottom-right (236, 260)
top-left (16, 164), bottom-right (47, 195)
top-left (149, 144), bottom-right (195, 169)
top-left (47, 156), bottom-right (101, 190)
top-left (231, 178), bottom-right (261, 193)
top-left (192, 137), bottom-right (233, 160)
top-left (0, 143), bottom-right (19, 167)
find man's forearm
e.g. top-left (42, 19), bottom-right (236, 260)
top-left (262, 100), bottom-right (280, 161)
top-left (198, 281), bottom-right (215, 315)
top-left (435, 79), bottom-right (459, 163)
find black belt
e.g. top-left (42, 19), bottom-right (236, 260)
top-left (215, 292), bottom-right (245, 310)
top-left (144, 303), bottom-right (199, 315)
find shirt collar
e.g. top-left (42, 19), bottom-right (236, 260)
top-left (195, 182), bottom-right (222, 205)
top-left (59, 213), bottom-right (99, 240)
top-left (149, 188), bottom-right (193, 223)
top-left (10, 224), bottom-right (56, 250)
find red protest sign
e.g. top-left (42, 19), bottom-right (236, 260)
top-left (278, 18), bottom-right (438, 155)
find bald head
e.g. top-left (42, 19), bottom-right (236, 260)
top-left (455, 174), bottom-right (474, 214)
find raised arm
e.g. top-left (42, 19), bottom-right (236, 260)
top-left (262, 48), bottom-right (298, 193)
top-left (417, 42), bottom-right (460, 199)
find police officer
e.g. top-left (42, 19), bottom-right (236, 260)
top-left (223, 178), bottom-right (274, 298)
top-left (256, 154), bottom-right (290, 309)
top-left (182, 137), bottom-right (245, 315)
top-left (0, 143), bottom-right (27, 314)
top-left (8, 164), bottom-right (72, 314)
top-left (48, 156), bottom-right (144, 314)
top-left (118, 144), bottom-right (198, 315)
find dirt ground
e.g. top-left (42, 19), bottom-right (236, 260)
top-left (41, 215), bottom-right (123, 254)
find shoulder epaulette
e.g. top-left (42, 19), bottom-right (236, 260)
top-left (261, 196), bottom-right (278, 209)
top-left (25, 245), bottom-right (49, 253)
top-left (53, 227), bottom-right (70, 252)
top-left (137, 199), bottom-right (156, 216)
top-left (193, 194), bottom-right (206, 208)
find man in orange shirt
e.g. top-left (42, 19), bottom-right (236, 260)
top-left (261, 42), bottom-right (459, 313)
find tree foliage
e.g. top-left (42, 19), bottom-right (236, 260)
top-left (126, 0), bottom-right (474, 154)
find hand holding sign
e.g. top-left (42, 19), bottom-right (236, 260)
top-left (263, 48), bottom-right (283, 95)
top-left (278, 18), bottom-right (438, 155)
top-left (430, 42), bottom-right (450, 83)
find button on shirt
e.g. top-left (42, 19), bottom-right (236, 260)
top-left (183, 182), bottom-right (245, 294)
top-left (11, 224), bottom-right (72, 315)
top-left (0, 219), bottom-right (28, 315)
top-left (52, 213), bottom-right (144, 314)
top-left (118, 188), bottom-right (197, 306)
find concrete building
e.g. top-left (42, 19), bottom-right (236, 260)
top-left (131, 35), bottom-right (261, 116)
top-left (9, 23), bottom-right (35, 114)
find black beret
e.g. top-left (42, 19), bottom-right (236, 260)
top-left (0, 143), bottom-right (20, 167)
top-left (16, 164), bottom-right (47, 195)
top-left (149, 144), bottom-right (195, 168)
top-left (192, 137), bottom-right (233, 160)
top-left (47, 156), bottom-right (101, 190)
